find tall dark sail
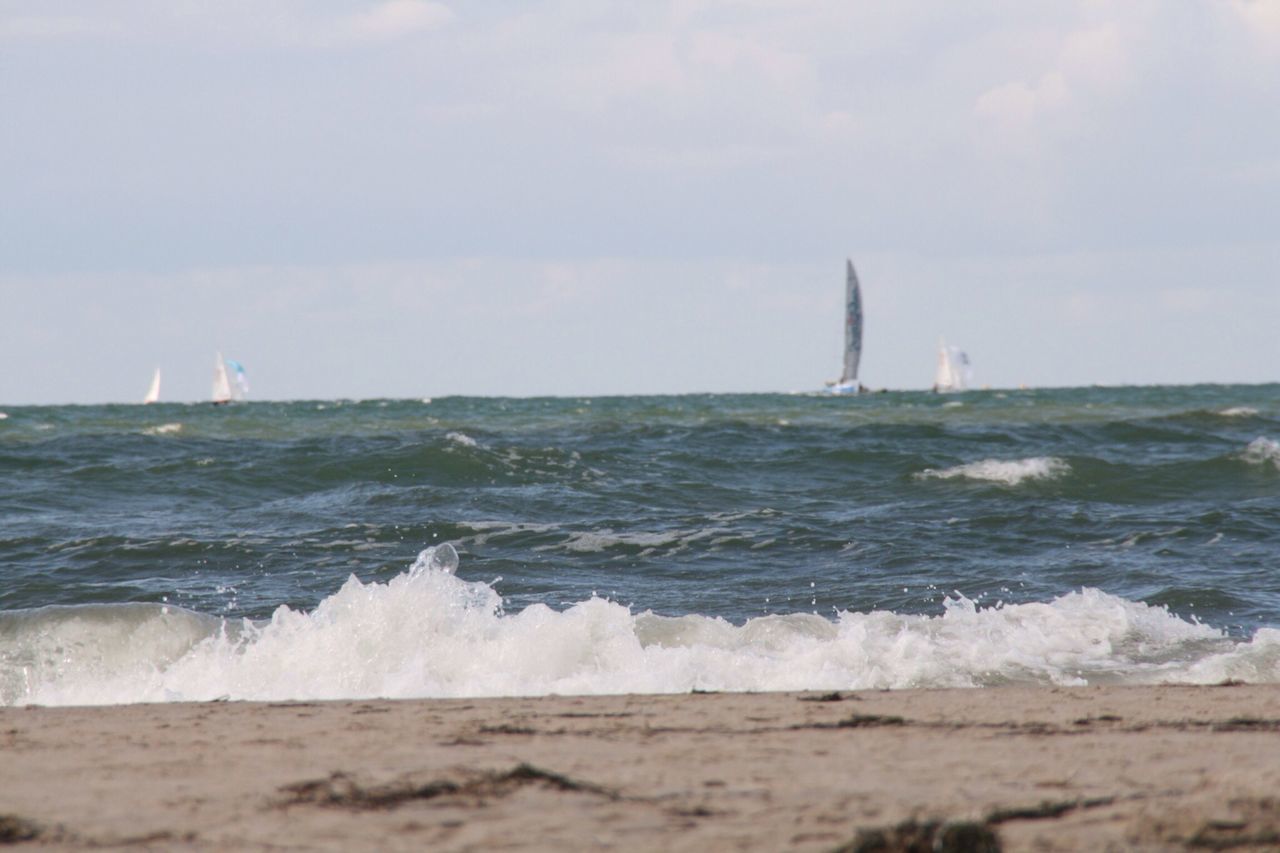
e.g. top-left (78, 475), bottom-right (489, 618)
top-left (840, 259), bottom-right (863, 385)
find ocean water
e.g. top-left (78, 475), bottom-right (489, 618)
top-left (2, 385), bottom-right (1279, 706)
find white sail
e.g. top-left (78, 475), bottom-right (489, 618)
top-left (934, 338), bottom-right (971, 393)
top-left (142, 368), bottom-right (161, 405)
top-left (212, 352), bottom-right (232, 404)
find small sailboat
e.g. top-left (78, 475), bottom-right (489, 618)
top-left (824, 259), bottom-right (864, 394)
top-left (212, 353), bottom-right (247, 404)
top-left (933, 338), bottom-right (971, 393)
top-left (212, 354), bottom-right (232, 404)
top-left (142, 368), bottom-right (161, 404)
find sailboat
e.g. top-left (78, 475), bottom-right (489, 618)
top-left (212, 353), bottom-right (248, 404)
top-left (824, 259), bottom-right (864, 394)
top-left (212, 353), bottom-right (232, 404)
top-left (933, 338), bottom-right (971, 393)
top-left (142, 368), bottom-right (161, 404)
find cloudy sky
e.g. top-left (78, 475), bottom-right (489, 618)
top-left (2, 1), bottom-right (1278, 403)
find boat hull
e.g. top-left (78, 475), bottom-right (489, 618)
top-left (824, 382), bottom-right (861, 395)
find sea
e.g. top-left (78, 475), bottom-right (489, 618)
top-left (2, 384), bottom-right (1279, 706)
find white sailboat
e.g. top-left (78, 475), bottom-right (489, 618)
top-left (825, 259), bottom-right (864, 394)
top-left (212, 353), bottom-right (233, 404)
top-left (142, 368), bottom-right (161, 404)
top-left (933, 337), bottom-right (971, 393)
top-left (212, 353), bottom-right (249, 404)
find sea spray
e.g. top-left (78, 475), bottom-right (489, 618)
top-left (4, 548), bottom-right (1279, 706)
top-left (916, 457), bottom-right (1069, 485)
top-left (1241, 437), bottom-right (1280, 471)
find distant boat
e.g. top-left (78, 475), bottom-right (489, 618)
top-left (824, 259), bottom-right (864, 394)
top-left (142, 368), bottom-right (161, 405)
top-left (933, 337), bottom-right (971, 393)
top-left (212, 353), bottom-right (248, 405)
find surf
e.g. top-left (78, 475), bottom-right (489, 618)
top-left (4, 546), bottom-right (1278, 707)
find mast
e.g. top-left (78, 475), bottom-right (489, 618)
top-left (840, 259), bottom-right (863, 385)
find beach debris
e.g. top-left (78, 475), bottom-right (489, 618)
top-left (985, 796), bottom-right (1115, 824)
top-left (799, 692), bottom-right (853, 702)
top-left (277, 762), bottom-right (618, 810)
top-left (477, 724), bottom-right (537, 735)
top-left (837, 714), bottom-right (906, 728)
top-left (838, 796), bottom-right (1121, 852)
top-left (837, 818), bottom-right (999, 852)
top-left (1141, 796), bottom-right (1280, 850)
top-left (0, 815), bottom-right (41, 844)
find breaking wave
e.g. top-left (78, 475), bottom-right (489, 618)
top-left (3, 546), bottom-right (1277, 707)
top-left (916, 457), bottom-right (1070, 486)
top-left (1241, 437), bottom-right (1280, 471)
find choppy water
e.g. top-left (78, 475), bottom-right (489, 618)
top-left (2, 385), bottom-right (1279, 705)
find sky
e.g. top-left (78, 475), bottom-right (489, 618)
top-left (2, 0), bottom-right (1278, 403)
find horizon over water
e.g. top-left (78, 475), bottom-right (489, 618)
top-left (2, 383), bottom-right (1279, 705)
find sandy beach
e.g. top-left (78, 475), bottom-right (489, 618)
top-left (1, 685), bottom-right (1278, 850)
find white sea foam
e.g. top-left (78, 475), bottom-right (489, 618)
top-left (1218, 407), bottom-right (1259, 418)
top-left (459, 520), bottom-right (561, 547)
top-left (446, 431), bottom-right (478, 447)
top-left (143, 422), bottom-right (183, 436)
top-left (916, 457), bottom-right (1069, 486)
top-left (548, 528), bottom-right (715, 555)
top-left (3, 549), bottom-right (1277, 707)
top-left (1241, 437), bottom-right (1280, 471)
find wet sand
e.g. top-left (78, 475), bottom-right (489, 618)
top-left (3, 684), bottom-right (1280, 850)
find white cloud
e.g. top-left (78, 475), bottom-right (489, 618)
top-left (974, 70), bottom-right (1068, 129)
top-left (317, 0), bottom-right (454, 47)
top-left (1231, 0), bottom-right (1280, 54)
top-left (973, 19), bottom-right (1129, 135)
top-left (1058, 23), bottom-right (1127, 87)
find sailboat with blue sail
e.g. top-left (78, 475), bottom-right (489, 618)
top-left (212, 353), bottom-right (248, 405)
top-left (933, 338), bottom-right (971, 393)
top-left (824, 259), bottom-right (864, 394)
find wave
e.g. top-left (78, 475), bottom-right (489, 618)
top-left (541, 528), bottom-right (719, 555)
top-left (3, 547), bottom-right (1277, 707)
top-left (445, 431), bottom-right (478, 448)
top-left (1241, 437), bottom-right (1280, 471)
top-left (916, 457), bottom-right (1069, 486)
top-left (1219, 407), bottom-right (1260, 418)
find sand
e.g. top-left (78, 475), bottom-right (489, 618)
top-left (3, 684), bottom-right (1280, 851)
